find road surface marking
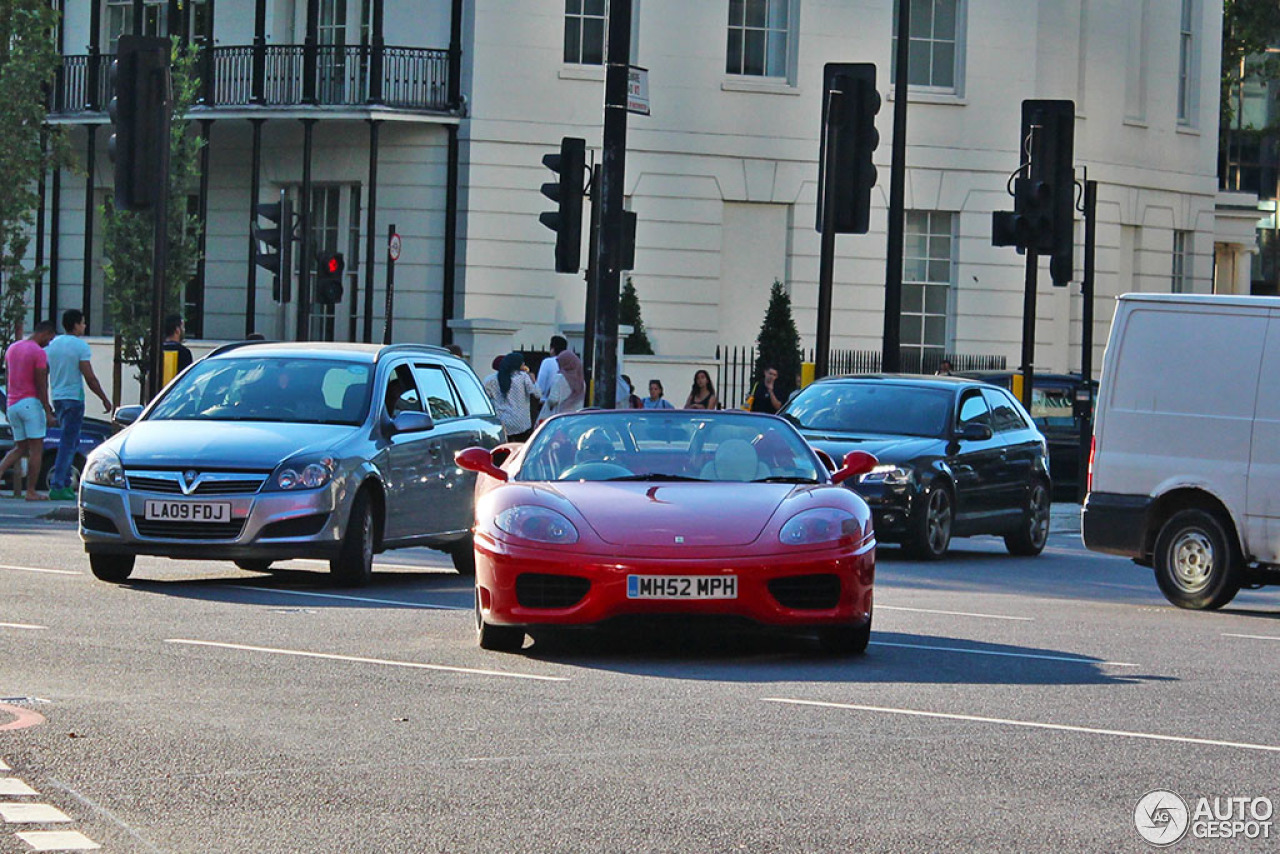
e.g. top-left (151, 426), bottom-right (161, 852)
top-left (0, 564), bottom-right (79, 576)
top-left (870, 640), bottom-right (1138, 667)
top-left (165, 639), bottom-right (567, 682)
top-left (878, 605), bottom-right (1033, 622)
top-left (1223, 632), bottom-right (1280, 642)
top-left (223, 585), bottom-right (466, 610)
top-left (0, 623), bottom-right (46, 631)
top-left (0, 779), bottom-right (38, 796)
top-left (0, 760), bottom-right (8, 771)
top-left (763, 698), bottom-right (1280, 753)
top-left (291, 558), bottom-right (452, 572)
top-left (14, 830), bottom-right (101, 850)
top-left (0, 705), bottom-right (46, 732)
top-left (0, 802), bottom-right (71, 823)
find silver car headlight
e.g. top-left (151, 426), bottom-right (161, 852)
top-left (268, 455), bottom-right (337, 491)
top-left (83, 448), bottom-right (126, 488)
top-left (858, 464), bottom-right (912, 485)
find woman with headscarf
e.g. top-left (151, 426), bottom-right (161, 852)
top-left (539, 350), bottom-right (586, 423)
top-left (483, 351), bottom-right (541, 442)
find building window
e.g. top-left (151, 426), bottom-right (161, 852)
top-left (565, 0), bottom-right (607, 65)
top-left (903, 211), bottom-right (954, 368)
top-left (1177, 0), bottom-right (1197, 124)
top-left (1172, 230), bottom-right (1191, 293)
top-left (891, 0), bottom-right (962, 91)
top-left (105, 0), bottom-right (207, 51)
top-left (725, 0), bottom-right (792, 79)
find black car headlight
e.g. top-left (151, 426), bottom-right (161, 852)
top-left (83, 448), bottom-right (126, 488)
top-left (857, 464), bottom-right (912, 486)
top-left (267, 455), bottom-right (337, 491)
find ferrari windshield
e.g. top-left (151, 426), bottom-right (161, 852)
top-left (517, 411), bottom-right (824, 483)
top-left (783, 382), bottom-right (952, 438)
top-left (147, 357), bottom-right (373, 425)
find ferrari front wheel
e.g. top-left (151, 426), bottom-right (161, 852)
top-left (475, 589), bottom-right (525, 652)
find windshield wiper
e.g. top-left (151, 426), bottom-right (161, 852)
top-left (751, 476), bottom-right (820, 484)
top-left (604, 473), bottom-right (706, 482)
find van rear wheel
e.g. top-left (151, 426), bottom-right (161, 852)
top-left (1154, 509), bottom-right (1241, 610)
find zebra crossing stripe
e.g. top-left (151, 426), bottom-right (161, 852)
top-left (15, 830), bottom-right (101, 850)
top-left (0, 803), bottom-right (71, 823)
top-left (0, 779), bottom-right (38, 797)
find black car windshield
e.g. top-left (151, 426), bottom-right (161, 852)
top-left (147, 357), bottom-right (373, 425)
top-left (783, 382), bottom-right (952, 438)
top-left (517, 411), bottom-right (824, 483)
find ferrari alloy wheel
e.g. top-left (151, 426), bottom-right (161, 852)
top-left (89, 553), bottom-right (134, 583)
top-left (1004, 479), bottom-right (1051, 556)
top-left (475, 589), bottom-right (524, 652)
top-left (906, 484), bottom-right (952, 560)
top-left (331, 490), bottom-right (374, 587)
top-left (1154, 509), bottom-right (1241, 610)
top-left (818, 614), bottom-right (871, 656)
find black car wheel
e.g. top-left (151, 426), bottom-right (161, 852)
top-left (1154, 509), bottom-right (1241, 610)
top-left (905, 483), bottom-right (952, 560)
top-left (817, 613), bottom-right (871, 656)
top-left (1005, 479), bottom-right (1051, 556)
top-left (90, 553), bottom-right (134, 583)
top-left (38, 453), bottom-right (84, 493)
top-left (235, 560), bottom-right (274, 572)
top-left (330, 490), bottom-right (374, 587)
top-left (449, 534), bottom-right (477, 576)
top-left (475, 589), bottom-right (524, 652)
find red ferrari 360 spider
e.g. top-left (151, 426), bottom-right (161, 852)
top-left (454, 409), bottom-right (878, 654)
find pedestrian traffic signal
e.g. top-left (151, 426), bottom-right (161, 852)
top-left (107, 35), bottom-right (170, 212)
top-left (817, 63), bottom-right (880, 235)
top-left (315, 252), bottom-right (345, 305)
top-left (539, 136), bottom-right (586, 274)
top-left (253, 194), bottom-right (293, 301)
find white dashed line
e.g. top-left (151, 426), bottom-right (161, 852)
top-left (15, 830), bottom-right (101, 850)
top-left (0, 564), bottom-right (79, 576)
top-left (0, 623), bottom-right (46, 631)
top-left (0, 802), bottom-right (71, 823)
top-left (0, 779), bottom-right (38, 797)
top-left (1223, 632), bottom-right (1280, 642)
top-left (763, 698), bottom-right (1280, 753)
top-left (878, 605), bottom-right (1034, 621)
top-left (222, 585), bottom-right (466, 610)
top-left (165, 639), bottom-right (568, 682)
top-left (870, 640), bottom-right (1138, 667)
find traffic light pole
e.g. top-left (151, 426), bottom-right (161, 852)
top-left (882, 0), bottom-right (910, 374)
top-left (815, 88), bottom-right (841, 380)
top-left (591, 0), bottom-right (631, 408)
top-left (1077, 178), bottom-right (1097, 501)
top-left (1018, 248), bottom-right (1038, 412)
top-left (583, 164), bottom-right (602, 383)
top-left (146, 67), bottom-right (173, 402)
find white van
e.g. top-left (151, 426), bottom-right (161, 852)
top-left (1083, 292), bottom-right (1280, 609)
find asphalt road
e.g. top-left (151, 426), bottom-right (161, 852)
top-left (2, 508), bottom-right (1279, 853)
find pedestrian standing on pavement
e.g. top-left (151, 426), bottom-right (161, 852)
top-left (643, 379), bottom-right (675, 409)
top-left (536, 335), bottom-right (568, 400)
top-left (539, 350), bottom-right (587, 423)
top-left (45, 310), bottom-right (113, 501)
top-left (161, 314), bottom-right (193, 385)
top-left (0, 321), bottom-right (58, 500)
top-left (484, 352), bottom-right (541, 442)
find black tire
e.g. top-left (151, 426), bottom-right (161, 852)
top-left (330, 490), bottom-right (374, 587)
top-left (1004, 479), bottom-right (1051, 556)
top-left (235, 560), bottom-right (273, 572)
top-left (38, 453), bottom-right (83, 493)
top-left (449, 535), bottom-right (477, 576)
top-left (89, 553), bottom-right (134, 583)
top-left (904, 483), bottom-right (952, 560)
top-left (817, 614), bottom-right (871, 656)
top-left (1154, 509), bottom-right (1241, 610)
top-left (475, 589), bottom-right (524, 652)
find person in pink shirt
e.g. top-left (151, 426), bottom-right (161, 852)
top-left (0, 321), bottom-right (58, 500)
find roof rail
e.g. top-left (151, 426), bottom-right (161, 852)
top-left (374, 343), bottom-right (452, 362)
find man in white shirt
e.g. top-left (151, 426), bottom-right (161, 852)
top-left (45, 309), bottom-right (112, 500)
top-left (536, 335), bottom-right (567, 399)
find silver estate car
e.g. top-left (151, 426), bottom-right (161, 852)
top-left (80, 342), bottom-right (503, 585)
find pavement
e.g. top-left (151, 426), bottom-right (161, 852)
top-left (0, 495), bottom-right (1086, 536)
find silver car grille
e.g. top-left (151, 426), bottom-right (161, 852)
top-left (125, 470), bottom-right (269, 496)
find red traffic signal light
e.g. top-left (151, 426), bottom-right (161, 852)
top-left (315, 252), bottom-right (345, 305)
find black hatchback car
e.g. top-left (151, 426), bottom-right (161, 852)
top-left (779, 375), bottom-right (1051, 559)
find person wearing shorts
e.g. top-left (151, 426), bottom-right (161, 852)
top-left (0, 321), bottom-right (58, 500)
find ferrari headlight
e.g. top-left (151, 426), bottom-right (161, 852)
top-left (779, 507), bottom-right (861, 546)
top-left (858, 464), bottom-right (912, 485)
top-left (270, 456), bottom-right (336, 491)
top-left (83, 448), bottom-right (126, 488)
top-left (494, 505), bottom-right (579, 545)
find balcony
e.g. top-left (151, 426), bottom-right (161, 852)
top-left (51, 44), bottom-right (454, 116)
top-left (1220, 128), bottom-right (1279, 201)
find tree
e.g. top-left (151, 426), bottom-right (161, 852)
top-left (619, 274), bottom-right (653, 355)
top-left (753, 280), bottom-right (802, 395)
top-left (0, 0), bottom-right (67, 349)
top-left (1222, 0), bottom-right (1280, 132)
top-left (102, 39), bottom-right (204, 394)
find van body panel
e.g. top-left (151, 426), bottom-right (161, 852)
top-left (1246, 312), bottom-right (1280, 563)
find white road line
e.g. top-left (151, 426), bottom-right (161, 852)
top-left (1223, 632), bottom-right (1280, 642)
top-left (763, 698), bottom-right (1280, 754)
top-left (870, 640), bottom-right (1138, 667)
top-left (291, 558), bottom-right (452, 572)
top-left (0, 623), bottom-right (46, 631)
top-left (164, 639), bottom-right (568, 682)
top-left (0, 779), bottom-right (38, 797)
top-left (0, 802), bottom-right (71, 823)
top-left (0, 760), bottom-right (8, 771)
top-left (0, 564), bottom-right (79, 576)
top-left (223, 585), bottom-right (466, 610)
top-left (877, 605), bottom-right (1033, 622)
top-left (15, 830), bottom-right (101, 851)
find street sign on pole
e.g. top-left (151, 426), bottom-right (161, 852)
top-left (388, 232), bottom-right (401, 262)
top-left (383, 223), bottom-right (397, 344)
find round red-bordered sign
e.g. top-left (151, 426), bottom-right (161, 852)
top-left (388, 233), bottom-right (402, 262)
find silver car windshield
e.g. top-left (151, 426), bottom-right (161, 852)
top-left (784, 383), bottom-right (952, 438)
top-left (147, 357), bottom-right (373, 425)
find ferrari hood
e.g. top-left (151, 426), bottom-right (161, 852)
top-left (547, 482), bottom-right (795, 547)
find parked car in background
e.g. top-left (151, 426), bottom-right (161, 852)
top-left (0, 383), bottom-right (114, 493)
top-left (455, 409), bottom-right (878, 654)
top-left (779, 375), bottom-right (1051, 559)
top-left (955, 370), bottom-right (1095, 501)
top-left (80, 342), bottom-right (503, 585)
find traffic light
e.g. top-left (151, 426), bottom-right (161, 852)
top-left (253, 194), bottom-right (293, 302)
top-left (539, 136), bottom-right (586, 273)
top-left (817, 63), bottom-right (880, 235)
top-left (315, 252), bottom-right (345, 305)
top-left (107, 35), bottom-right (170, 212)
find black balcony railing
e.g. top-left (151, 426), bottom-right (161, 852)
top-left (51, 44), bottom-right (453, 115)
top-left (1220, 128), bottom-right (1279, 201)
